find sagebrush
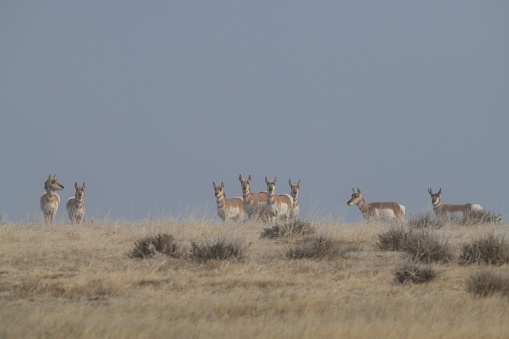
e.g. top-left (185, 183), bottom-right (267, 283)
top-left (286, 235), bottom-right (361, 260)
top-left (459, 233), bottom-right (509, 266)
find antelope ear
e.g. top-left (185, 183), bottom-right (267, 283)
top-left (297, 180), bottom-right (301, 187)
top-left (289, 179), bottom-right (292, 186)
top-left (357, 188), bottom-right (361, 194)
top-left (265, 176), bottom-right (268, 183)
top-left (274, 177), bottom-right (277, 184)
top-left (213, 182), bottom-right (216, 188)
top-left (48, 174), bottom-right (52, 179)
top-left (82, 183), bottom-right (86, 189)
top-left (247, 175), bottom-right (251, 182)
top-left (352, 188), bottom-right (355, 193)
top-left (239, 175), bottom-right (242, 181)
top-left (221, 182), bottom-right (224, 189)
top-left (75, 182), bottom-right (78, 189)
top-left (438, 188), bottom-right (442, 195)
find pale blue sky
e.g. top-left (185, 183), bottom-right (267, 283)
top-left (1, 1), bottom-right (508, 223)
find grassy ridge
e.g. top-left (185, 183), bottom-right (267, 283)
top-left (1, 218), bottom-right (509, 338)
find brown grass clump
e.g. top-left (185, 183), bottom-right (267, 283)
top-left (129, 233), bottom-right (180, 259)
top-left (394, 262), bottom-right (438, 284)
top-left (465, 269), bottom-right (509, 298)
top-left (376, 226), bottom-right (407, 251)
top-left (407, 212), bottom-right (444, 229)
top-left (190, 238), bottom-right (246, 262)
top-left (459, 233), bottom-right (509, 266)
top-left (260, 219), bottom-right (315, 239)
top-left (465, 210), bottom-right (503, 225)
top-left (402, 230), bottom-right (452, 263)
top-left (286, 235), bottom-right (361, 260)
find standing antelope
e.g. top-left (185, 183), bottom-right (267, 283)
top-left (239, 175), bottom-right (269, 220)
top-left (265, 177), bottom-right (293, 223)
top-left (288, 179), bottom-right (300, 220)
top-left (40, 174), bottom-right (65, 224)
top-left (347, 188), bottom-right (405, 221)
top-left (67, 182), bottom-right (86, 224)
top-left (427, 188), bottom-right (482, 222)
top-left (213, 182), bottom-right (244, 222)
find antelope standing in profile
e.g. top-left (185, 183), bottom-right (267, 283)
top-left (265, 177), bottom-right (293, 223)
top-left (67, 182), bottom-right (86, 224)
top-left (347, 188), bottom-right (405, 221)
top-left (40, 174), bottom-right (65, 224)
top-left (239, 175), bottom-right (269, 220)
top-left (288, 179), bottom-right (300, 220)
top-left (427, 188), bottom-right (482, 222)
top-left (213, 182), bottom-right (244, 222)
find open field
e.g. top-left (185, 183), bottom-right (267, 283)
top-left (1, 218), bottom-right (509, 338)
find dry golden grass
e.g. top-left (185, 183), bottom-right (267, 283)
top-left (1, 218), bottom-right (509, 338)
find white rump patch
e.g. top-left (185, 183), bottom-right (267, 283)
top-left (470, 204), bottom-right (482, 211)
top-left (399, 205), bottom-right (406, 216)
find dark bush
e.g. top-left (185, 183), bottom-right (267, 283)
top-left (465, 269), bottom-right (509, 298)
top-left (394, 263), bottom-right (437, 284)
top-left (286, 235), bottom-right (361, 260)
top-left (465, 210), bottom-right (503, 225)
top-left (402, 230), bottom-right (452, 263)
top-left (407, 213), bottom-right (444, 229)
top-left (260, 219), bottom-right (315, 239)
top-left (129, 233), bottom-right (180, 259)
top-left (190, 238), bottom-right (246, 262)
top-left (376, 226), bottom-right (407, 251)
top-left (459, 234), bottom-right (509, 266)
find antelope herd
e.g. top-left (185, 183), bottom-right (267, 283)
top-left (37, 174), bottom-right (486, 224)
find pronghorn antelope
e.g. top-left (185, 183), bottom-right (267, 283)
top-left (347, 188), bottom-right (405, 221)
top-left (265, 177), bottom-right (293, 223)
top-left (40, 174), bottom-right (65, 224)
top-left (67, 182), bottom-right (86, 224)
top-left (288, 179), bottom-right (300, 219)
top-left (239, 175), bottom-right (269, 220)
top-left (213, 182), bottom-right (244, 222)
top-left (427, 188), bottom-right (482, 222)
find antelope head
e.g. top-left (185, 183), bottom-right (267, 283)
top-left (213, 182), bottom-right (225, 198)
top-left (265, 177), bottom-right (277, 195)
top-left (74, 182), bottom-right (86, 201)
top-left (347, 188), bottom-right (362, 206)
top-left (428, 188), bottom-right (442, 207)
top-left (44, 174), bottom-right (64, 191)
top-left (239, 174), bottom-right (252, 194)
top-left (289, 179), bottom-right (300, 199)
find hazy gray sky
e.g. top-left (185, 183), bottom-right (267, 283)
top-left (1, 1), bottom-right (508, 223)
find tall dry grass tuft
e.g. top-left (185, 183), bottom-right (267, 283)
top-left (407, 212), bottom-right (444, 229)
top-left (260, 219), bottom-right (315, 239)
top-left (465, 210), bottom-right (503, 225)
top-left (394, 262), bottom-right (438, 284)
top-left (465, 269), bottom-right (509, 298)
top-left (286, 235), bottom-right (361, 260)
top-left (459, 233), bottom-right (509, 266)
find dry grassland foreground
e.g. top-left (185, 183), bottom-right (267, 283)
top-left (1, 218), bottom-right (509, 339)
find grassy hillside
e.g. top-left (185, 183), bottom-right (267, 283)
top-left (1, 217), bottom-right (508, 338)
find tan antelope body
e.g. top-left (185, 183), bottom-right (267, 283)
top-left (347, 188), bottom-right (405, 221)
top-left (239, 175), bottom-right (269, 220)
top-left (213, 182), bottom-right (244, 222)
top-left (67, 182), bottom-right (86, 224)
top-left (428, 188), bottom-right (482, 222)
top-left (40, 174), bottom-right (65, 224)
top-left (265, 177), bottom-right (293, 223)
top-left (288, 179), bottom-right (300, 219)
